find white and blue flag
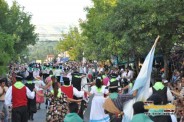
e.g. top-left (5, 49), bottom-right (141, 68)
top-left (122, 36), bottom-right (160, 122)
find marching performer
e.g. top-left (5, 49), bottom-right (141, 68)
top-left (5, 75), bottom-right (35, 122)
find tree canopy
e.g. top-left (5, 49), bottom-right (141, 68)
top-left (0, 0), bottom-right (37, 75)
top-left (56, 27), bottom-right (86, 61)
top-left (28, 41), bottom-right (59, 63)
top-left (56, 0), bottom-right (184, 77)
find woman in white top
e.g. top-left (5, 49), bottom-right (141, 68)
top-left (89, 78), bottom-right (110, 122)
top-left (34, 76), bottom-right (45, 110)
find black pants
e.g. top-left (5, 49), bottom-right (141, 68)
top-left (12, 106), bottom-right (28, 122)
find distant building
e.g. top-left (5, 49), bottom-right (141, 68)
top-left (46, 54), bottom-right (55, 62)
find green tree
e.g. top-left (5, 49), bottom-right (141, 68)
top-left (7, 1), bottom-right (37, 54)
top-left (0, 0), bottom-right (37, 75)
top-left (80, 0), bottom-right (118, 61)
top-left (0, 32), bottom-right (14, 75)
top-left (56, 27), bottom-right (86, 61)
top-left (28, 41), bottom-right (59, 62)
top-left (81, 0), bottom-right (184, 77)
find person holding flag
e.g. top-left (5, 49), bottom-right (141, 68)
top-left (122, 36), bottom-right (160, 122)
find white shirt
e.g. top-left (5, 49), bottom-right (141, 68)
top-left (122, 71), bottom-right (132, 81)
top-left (34, 80), bottom-right (45, 91)
top-left (53, 69), bottom-right (62, 76)
top-left (73, 87), bottom-right (84, 98)
top-left (129, 70), bottom-right (134, 79)
top-left (171, 115), bottom-right (177, 122)
top-left (81, 76), bottom-right (88, 91)
top-left (33, 70), bottom-right (40, 78)
top-left (25, 70), bottom-right (29, 77)
top-left (5, 86), bottom-right (35, 106)
top-left (83, 67), bottom-right (87, 74)
top-left (148, 87), bottom-right (174, 102)
top-left (90, 85), bottom-right (109, 95)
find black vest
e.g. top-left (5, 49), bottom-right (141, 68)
top-left (109, 77), bottom-right (119, 87)
top-left (149, 115), bottom-right (172, 122)
top-left (71, 72), bottom-right (82, 91)
top-left (152, 86), bottom-right (168, 105)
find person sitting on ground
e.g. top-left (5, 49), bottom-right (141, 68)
top-left (64, 102), bottom-right (83, 122)
top-left (131, 101), bottom-right (153, 122)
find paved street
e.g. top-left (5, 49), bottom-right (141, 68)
top-left (28, 104), bottom-right (46, 122)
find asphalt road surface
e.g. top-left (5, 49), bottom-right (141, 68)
top-left (28, 104), bottom-right (46, 122)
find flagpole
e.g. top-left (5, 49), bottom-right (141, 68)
top-left (152, 35), bottom-right (160, 48)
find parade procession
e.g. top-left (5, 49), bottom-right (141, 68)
top-left (0, 0), bottom-right (184, 122)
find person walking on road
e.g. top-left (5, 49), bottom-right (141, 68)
top-left (5, 75), bottom-right (35, 122)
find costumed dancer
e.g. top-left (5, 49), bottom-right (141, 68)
top-left (86, 78), bottom-right (110, 122)
top-left (61, 77), bottom-right (87, 118)
top-left (102, 70), bottom-right (110, 86)
top-left (103, 89), bottom-right (137, 122)
top-left (45, 80), bottom-right (68, 122)
top-left (53, 66), bottom-right (62, 83)
top-left (107, 85), bottom-right (120, 122)
top-left (147, 94), bottom-right (177, 122)
top-left (71, 69), bottom-right (85, 99)
top-left (5, 75), bottom-right (35, 122)
top-left (148, 77), bottom-right (174, 104)
top-left (121, 78), bottom-right (135, 94)
top-left (61, 77), bottom-right (85, 101)
top-left (33, 68), bottom-right (40, 79)
top-left (122, 36), bottom-right (160, 122)
top-left (107, 73), bottom-right (121, 92)
top-left (25, 73), bottom-right (37, 120)
top-left (43, 71), bottom-right (54, 109)
top-left (34, 76), bottom-right (45, 110)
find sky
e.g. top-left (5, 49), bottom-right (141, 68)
top-left (6, 0), bottom-right (92, 40)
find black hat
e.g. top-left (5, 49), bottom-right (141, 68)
top-left (26, 72), bottom-right (34, 81)
top-left (16, 75), bottom-right (23, 81)
top-left (155, 76), bottom-right (162, 82)
top-left (63, 77), bottom-right (70, 85)
top-left (111, 73), bottom-right (118, 78)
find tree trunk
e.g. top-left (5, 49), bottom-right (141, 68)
top-left (163, 55), bottom-right (168, 79)
top-left (132, 50), bottom-right (139, 75)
